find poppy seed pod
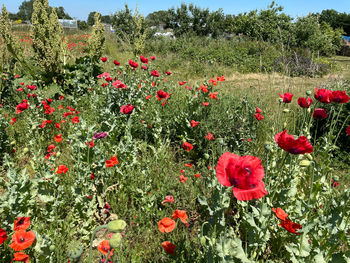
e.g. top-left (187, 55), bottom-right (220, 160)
top-left (107, 220), bottom-right (127, 233)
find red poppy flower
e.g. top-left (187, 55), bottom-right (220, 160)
top-left (216, 152), bottom-right (268, 201)
top-left (279, 92), bottom-right (294, 103)
top-left (140, 55), bottom-right (148, 64)
top-left (331, 179), bottom-right (339, 187)
top-left (332, 90), bottom-right (349, 103)
top-left (101, 57), bottom-right (107, 62)
top-left (56, 165), bottom-right (68, 174)
top-left (112, 80), bottom-right (127, 89)
top-left (14, 217), bottom-right (31, 231)
top-left (205, 132), bottom-right (214, 141)
top-left (272, 208), bottom-right (288, 220)
top-left (179, 174), bottom-right (188, 183)
top-left (202, 102), bottom-right (209, 106)
top-left (9, 230), bottom-right (36, 251)
top-left (10, 117), bottom-right (16, 125)
top-left (97, 240), bottom-right (114, 256)
top-left (53, 134), bottom-right (62, 143)
top-left (165, 71), bottom-right (172, 75)
top-left (142, 65), bottom-right (147, 70)
top-left (150, 56), bottom-right (156, 60)
top-left (254, 113), bottom-right (264, 120)
top-left (156, 90), bottom-right (169, 101)
top-left (145, 95), bottom-right (151, 100)
top-left (194, 173), bottom-right (201, 178)
top-left (161, 195), bottom-right (174, 205)
top-left (161, 241), bottom-right (176, 255)
top-left (184, 163), bottom-right (193, 168)
top-left (86, 140), bottom-right (95, 148)
top-left (313, 108), bottom-right (328, 120)
top-left (209, 92), bottom-right (218, 100)
top-left (55, 122), bottom-right (61, 129)
top-left (151, 70), bottom-right (159, 77)
top-left (172, 210), bottom-right (188, 224)
top-left (16, 100), bottom-right (29, 114)
top-left (128, 59), bottom-right (138, 68)
top-left (71, 116), bottom-right (80, 124)
top-left (346, 125), bottom-right (350, 136)
top-left (182, 142), bottom-right (193, 151)
top-left (279, 218), bottom-right (302, 235)
top-left (120, 104), bottom-right (135, 114)
top-left (255, 107), bottom-right (262, 113)
top-left (190, 120), bottom-right (199, 127)
top-left (297, 97), bottom-right (313, 108)
top-left (0, 228), bottom-right (7, 245)
top-left (106, 155), bottom-right (119, 168)
top-left (113, 60), bottom-right (120, 66)
top-left (11, 252), bottom-right (29, 263)
top-left (274, 130), bottom-right (313, 154)
top-left (158, 217), bottom-right (176, 233)
top-left (314, 87), bottom-right (333, 103)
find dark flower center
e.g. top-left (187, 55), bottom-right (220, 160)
top-left (20, 237), bottom-right (25, 242)
top-left (288, 147), bottom-right (302, 154)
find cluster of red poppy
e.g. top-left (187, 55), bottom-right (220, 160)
top-left (272, 208), bottom-right (302, 235)
top-left (158, 210), bottom-right (189, 255)
top-left (1, 217), bottom-right (36, 262)
top-left (106, 155), bottom-right (119, 168)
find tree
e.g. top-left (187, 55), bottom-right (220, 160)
top-left (55, 6), bottom-right (71, 19)
top-left (87, 11), bottom-right (97, 26)
top-left (145, 10), bottom-right (169, 27)
top-left (17, 0), bottom-right (34, 21)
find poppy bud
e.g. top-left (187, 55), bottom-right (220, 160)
top-left (283, 122), bottom-right (287, 128)
top-left (23, 147), bottom-right (29, 154)
top-left (217, 138), bottom-right (224, 145)
top-left (264, 143), bottom-right (273, 152)
top-left (107, 220), bottom-right (127, 233)
top-left (283, 109), bottom-right (290, 113)
top-left (306, 90), bottom-right (312, 96)
top-left (32, 125), bottom-right (36, 130)
top-left (92, 163), bottom-right (97, 169)
top-left (279, 98), bottom-right (284, 103)
top-left (10, 140), bottom-right (16, 145)
top-left (67, 244), bottom-right (83, 259)
top-left (307, 108), bottom-right (311, 113)
top-left (306, 154), bottom-right (313, 161)
top-left (204, 153), bottom-right (210, 160)
top-left (299, 160), bottom-right (311, 167)
top-left (109, 233), bottom-right (123, 248)
top-left (49, 245), bottom-right (56, 251)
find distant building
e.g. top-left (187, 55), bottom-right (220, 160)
top-left (58, 19), bottom-right (78, 29)
top-left (102, 23), bottom-right (115, 33)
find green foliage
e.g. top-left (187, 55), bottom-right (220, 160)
top-left (30, 0), bottom-right (64, 83)
top-left (87, 12), bottom-right (105, 62)
top-left (293, 15), bottom-right (344, 56)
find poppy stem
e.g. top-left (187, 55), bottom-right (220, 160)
top-left (88, 225), bottom-right (107, 263)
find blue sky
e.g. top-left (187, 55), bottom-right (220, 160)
top-left (1, 0), bottom-right (349, 21)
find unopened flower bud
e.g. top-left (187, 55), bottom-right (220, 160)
top-left (109, 233), bottom-right (123, 248)
top-left (299, 160), bottom-right (311, 167)
top-left (306, 90), bottom-right (312, 96)
top-left (283, 109), bottom-right (289, 113)
top-left (107, 219), bottom-right (127, 233)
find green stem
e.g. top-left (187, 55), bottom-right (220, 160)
top-left (88, 225), bottom-right (107, 263)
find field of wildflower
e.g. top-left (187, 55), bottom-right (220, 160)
top-left (1, 2), bottom-right (350, 263)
